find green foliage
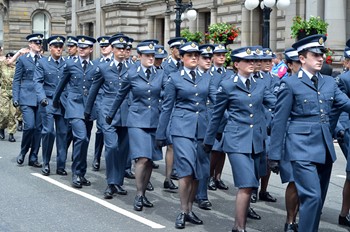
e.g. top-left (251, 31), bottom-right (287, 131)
top-left (205, 22), bottom-right (240, 44)
top-left (180, 28), bottom-right (204, 44)
top-left (291, 16), bottom-right (328, 39)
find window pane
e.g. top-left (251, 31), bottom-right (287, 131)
top-left (33, 12), bottom-right (49, 38)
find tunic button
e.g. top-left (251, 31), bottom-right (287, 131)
top-left (318, 92), bottom-right (321, 95)
top-left (147, 83), bottom-right (150, 85)
top-left (83, 86), bottom-right (85, 89)
top-left (249, 104), bottom-right (252, 107)
top-left (250, 114), bottom-right (253, 118)
top-left (148, 98), bottom-right (151, 100)
top-left (196, 111), bottom-right (199, 114)
top-left (148, 90), bottom-right (151, 92)
top-left (250, 125), bottom-right (253, 128)
top-left (303, 99), bottom-right (307, 103)
top-left (195, 93), bottom-right (198, 96)
top-left (119, 83), bottom-right (122, 86)
top-left (248, 94), bottom-right (251, 97)
top-left (148, 106), bottom-right (151, 108)
top-left (196, 102), bottom-right (199, 105)
top-left (194, 85), bottom-right (197, 87)
top-left (319, 100), bottom-right (323, 103)
top-left (320, 109), bottom-right (324, 113)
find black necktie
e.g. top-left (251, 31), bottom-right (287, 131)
top-left (83, 60), bottom-right (88, 72)
top-left (34, 55), bottom-right (38, 64)
top-left (176, 61), bottom-right (181, 69)
top-left (55, 61), bottom-right (59, 66)
top-left (146, 68), bottom-right (151, 79)
top-left (253, 73), bottom-right (259, 79)
top-left (246, 78), bottom-right (251, 90)
top-left (106, 58), bottom-right (110, 62)
top-left (311, 75), bottom-right (318, 89)
top-left (190, 70), bottom-right (196, 82)
top-left (217, 68), bottom-right (222, 74)
top-left (73, 56), bottom-right (77, 60)
top-left (118, 62), bottom-right (123, 73)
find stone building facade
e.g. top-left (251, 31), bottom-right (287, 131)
top-left (1, 0), bottom-right (350, 64)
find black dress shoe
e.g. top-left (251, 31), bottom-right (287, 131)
top-left (339, 214), bottom-right (350, 227)
top-left (104, 185), bottom-right (116, 199)
top-left (92, 158), bottom-right (100, 171)
top-left (208, 177), bottom-right (217, 191)
top-left (164, 179), bottom-right (178, 190)
top-left (0, 129), bottom-right (5, 140)
top-left (124, 169), bottom-right (135, 179)
top-left (259, 191), bottom-right (277, 202)
top-left (146, 181), bottom-right (154, 191)
top-left (197, 199), bottom-right (212, 210)
top-left (41, 164), bottom-right (50, 176)
top-left (247, 207), bottom-right (261, 220)
top-left (16, 153), bottom-right (25, 165)
top-left (114, 184), bottom-right (127, 195)
top-left (28, 161), bottom-right (42, 168)
top-left (80, 176), bottom-right (91, 186)
top-left (232, 229), bottom-right (247, 232)
top-left (215, 179), bottom-right (229, 190)
top-left (56, 169), bottom-right (68, 176)
top-left (175, 212), bottom-right (186, 229)
top-left (17, 121), bottom-right (23, 131)
top-left (8, 133), bottom-right (16, 142)
top-left (142, 196), bottom-right (154, 207)
top-left (186, 211), bottom-right (203, 225)
top-left (152, 161), bottom-right (159, 169)
top-left (250, 192), bottom-right (257, 203)
top-left (72, 175), bottom-right (82, 188)
top-left (134, 195), bottom-right (143, 211)
top-left (284, 223), bottom-right (297, 232)
top-left (170, 170), bottom-right (179, 180)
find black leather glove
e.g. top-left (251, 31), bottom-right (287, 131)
top-left (52, 100), bottom-right (59, 108)
top-left (84, 112), bottom-right (91, 122)
top-left (155, 139), bottom-right (166, 149)
top-left (202, 143), bottom-right (213, 153)
top-left (215, 133), bottom-right (223, 142)
top-left (13, 101), bottom-right (19, 108)
top-left (40, 98), bottom-right (48, 107)
top-left (105, 115), bottom-right (113, 125)
top-left (268, 159), bottom-right (280, 174)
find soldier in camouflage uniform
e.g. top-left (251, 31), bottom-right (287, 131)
top-left (0, 52), bottom-right (17, 142)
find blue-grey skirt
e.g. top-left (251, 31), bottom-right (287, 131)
top-left (172, 136), bottom-right (204, 180)
top-left (128, 127), bottom-right (163, 161)
top-left (227, 152), bottom-right (260, 188)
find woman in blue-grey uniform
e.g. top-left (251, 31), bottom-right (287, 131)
top-left (106, 41), bottom-right (166, 211)
top-left (156, 42), bottom-right (217, 229)
top-left (203, 47), bottom-right (276, 232)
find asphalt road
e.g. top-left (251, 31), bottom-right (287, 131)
top-left (0, 127), bottom-right (349, 232)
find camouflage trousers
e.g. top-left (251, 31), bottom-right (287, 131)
top-left (0, 90), bottom-right (17, 134)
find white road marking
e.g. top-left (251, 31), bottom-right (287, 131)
top-left (337, 175), bottom-right (346, 179)
top-left (31, 173), bottom-right (165, 229)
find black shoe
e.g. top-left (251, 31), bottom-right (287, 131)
top-left (17, 121), bottom-right (23, 131)
top-left (124, 169), bottom-right (135, 179)
top-left (284, 223), bottom-right (297, 232)
top-left (259, 191), bottom-right (277, 202)
top-left (16, 153), bottom-right (25, 165)
top-left (56, 169), bottom-right (68, 176)
top-left (41, 164), bottom-right (50, 176)
top-left (72, 175), bottom-right (82, 188)
top-left (339, 214), bottom-right (350, 227)
top-left (232, 229), bottom-right (247, 232)
top-left (164, 179), bottom-right (178, 190)
top-left (170, 170), bottom-right (179, 180)
top-left (28, 161), bottom-right (42, 168)
top-left (0, 129), bottom-right (5, 140)
top-left (186, 211), bottom-right (203, 225)
top-left (247, 207), bottom-right (261, 220)
top-left (134, 195), bottom-right (143, 211)
top-left (143, 196), bottom-right (154, 208)
top-left (80, 176), bottom-right (91, 186)
top-left (175, 212), bottom-right (186, 229)
top-left (197, 199), bottom-right (212, 210)
top-left (8, 133), bottom-right (15, 142)
top-left (104, 185), bottom-right (116, 199)
top-left (208, 177), bottom-right (217, 191)
top-left (152, 161), bottom-right (159, 169)
top-left (92, 158), bottom-right (100, 171)
top-left (146, 181), bottom-right (154, 191)
top-left (250, 191), bottom-right (257, 203)
top-left (215, 179), bottom-right (229, 190)
top-left (114, 184), bottom-right (127, 195)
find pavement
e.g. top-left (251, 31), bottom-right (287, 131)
top-left (0, 127), bottom-right (349, 232)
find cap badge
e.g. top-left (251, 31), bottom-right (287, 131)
top-left (101, 38), bottom-right (106, 42)
top-left (57, 37), bottom-right (61, 41)
top-left (256, 49), bottom-right (261, 54)
top-left (318, 37), bottom-right (324, 45)
top-left (119, 38), bottom-right (124, 42)
top-left (206, 46), bottom-right (211, 52)
top-left (191, 43), bottom-right (196, 48)
top-left (81, 38), bottom-right (85, 42)
top-left (158, 48), bottom-right (163, 53)
top-left (68, 38), bottom-right (72, 42)
top-left (246, 48), bottom-right (251, 55)
top-left (149, 43), bottom-right (154, 49)
top-left (180, 40), bottom-right (184, 45)
top-left (265, 50), bottom-right (270, 55)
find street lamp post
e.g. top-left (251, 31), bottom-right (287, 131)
top-left (173, 0), bottom-right (197, 37)
top-left (244, 0), bottom-right (291, 48)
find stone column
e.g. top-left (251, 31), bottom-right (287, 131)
top-left (269, 7), bottom-right (277, 51)
top-left (164, 14), bottom-right (170, 51)
top-left (306, 0), bottom-right (323, 19)
top-left (210, 7), bottom-right (217, 25)
top-left (147, 16), bottom-right (154, 40)
top-left (241, 3), bottom-right (250, 46)
top-left (324, 0), bottom-right (346, 49)
top-left (71, 0), bottom-right (77, 35)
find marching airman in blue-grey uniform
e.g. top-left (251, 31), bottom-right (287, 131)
top-left (85, 34), bottom-right (130, 199)
top-left (53, 35), bottom-right (96, 188)
top-left (154, 45), bottom-right (167, 70)
top-left (156, 42), bottom-right (217, 229)
top-left (106, 41), bottom-right (166, 211)
top-left (204, 46), bottom-right (276, 232)
top-left (268, 34), bottom-right (350, 232)
top-left (90, 36), bottom-right (113, 171)
top-left (13, 33), bottom-right (44, 168)
top-left (34, 35), bottom-right (68, 176)
top-left (125, 37), bottom-right (135, 65)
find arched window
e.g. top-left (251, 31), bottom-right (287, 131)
top-left (32, 12), bottom-right (50, 38)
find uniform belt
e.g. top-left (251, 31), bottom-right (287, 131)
top-left (290, 114), bottom-right (329, 123)
top-left (1, 86), bottom-right (12, 91)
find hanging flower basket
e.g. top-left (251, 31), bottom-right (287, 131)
top-left (205, 22), bottom-right (240, 45)
top-left (291, 16), bottom-right (328, 40)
